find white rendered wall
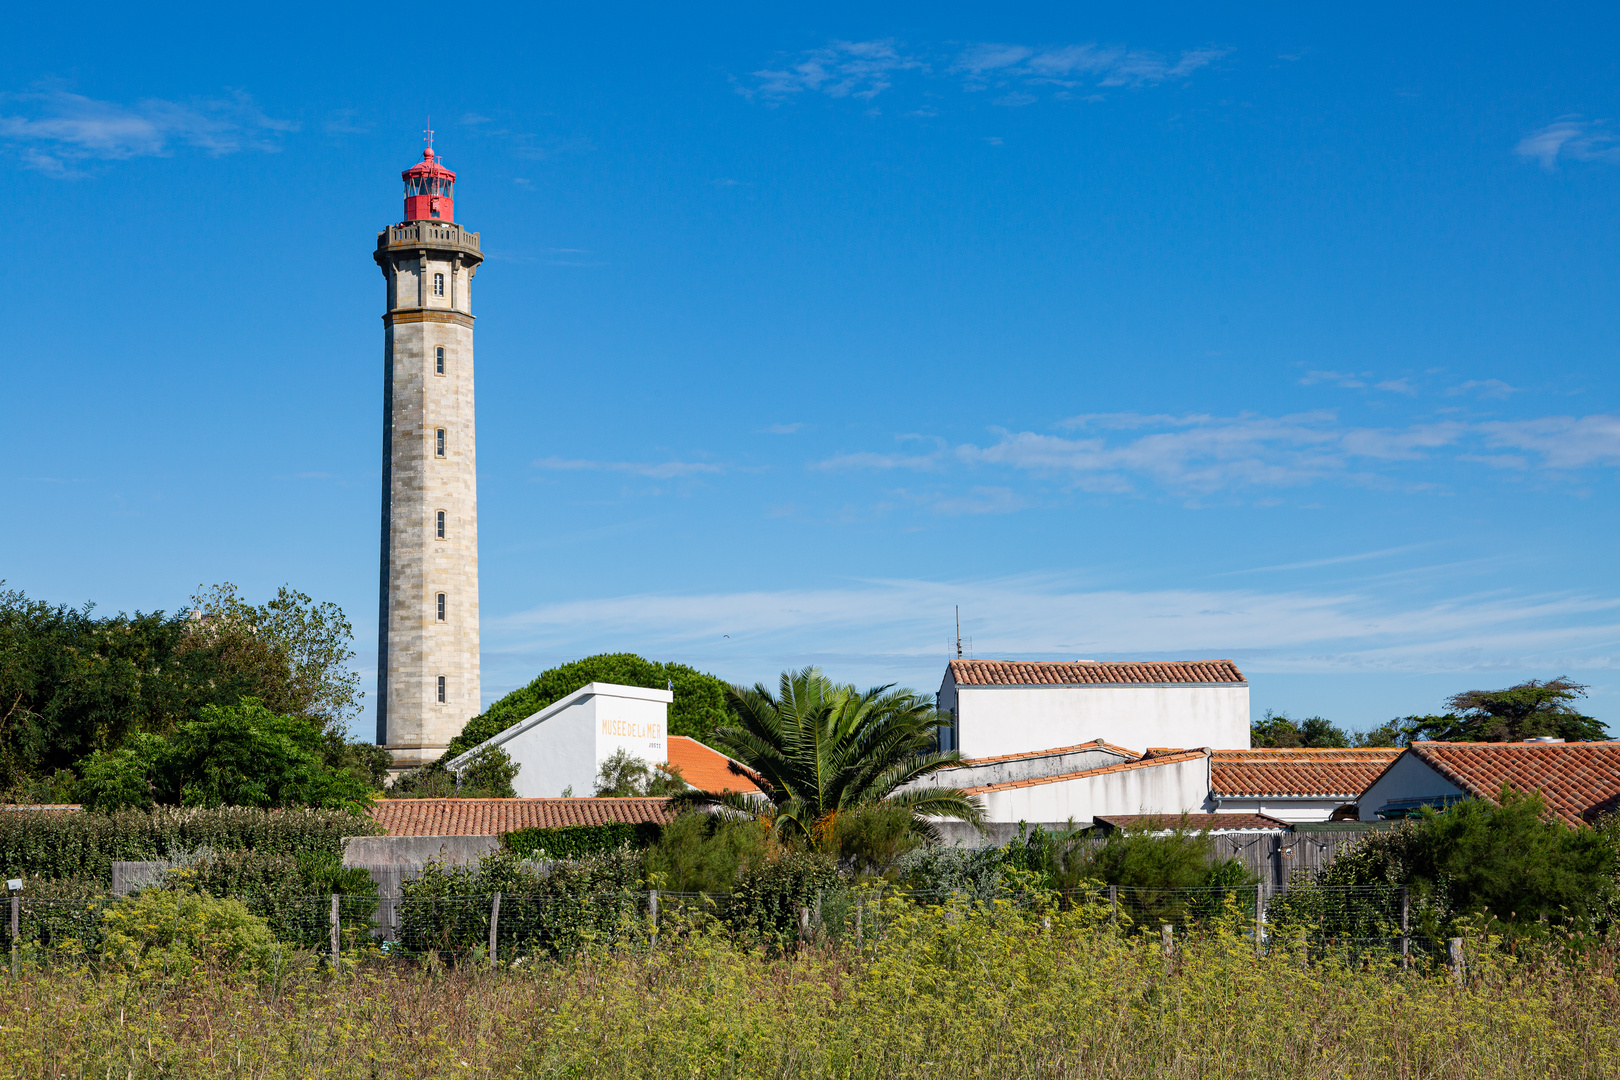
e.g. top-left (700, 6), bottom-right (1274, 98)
top-left (973, 755), bottom-right (1211, 824)
top-left (1357, 754), bottom-right (1462, 822)
top-left (447, 683), bottom-right (672, 798)
top-left (948, 683), bottom-right (1250, 760)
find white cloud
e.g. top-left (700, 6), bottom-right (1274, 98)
top-left (817, 411), bottom-right (1620, 496)
top-left (745, 40), bottom-right (925, 101)
top-left (1298, 369), bottom-right (1369, 389)
top-left (0, 86), bottom-right (296, 174)
top-left (1446, 379), bottom-right (1518, 400)
top-left (1374, 379), bottom-right (1417, 395)
top-left (1516, 116), bottom-right (1620, 170)
top-left (743, 38), bottom-right (1225, 106)
top-left (532, 456), bottom-right (723, 479)
top-left (766, 422), bottom-right (805, 435)
top-left (483, 573), bottom-right (1620, 695)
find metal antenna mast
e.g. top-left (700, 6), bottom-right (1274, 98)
top-left (955, 606), bottom-right (963, 659)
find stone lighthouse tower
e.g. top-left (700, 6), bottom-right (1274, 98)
top-left (374, 144), bottom-right (483, 769)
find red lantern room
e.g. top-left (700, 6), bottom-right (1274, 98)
top-left (402, 148), bottom-right (455, 223)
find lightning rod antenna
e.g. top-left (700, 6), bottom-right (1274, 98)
top-left (955, 606), bottom-right (963, 659)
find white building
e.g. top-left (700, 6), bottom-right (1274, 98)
top-left (446, 683), bottom-right (672, 798)
top-left (1205, 748), bottom-right (1401, 823)
top-left (1356, 740), bottom-right (1620, 825)
top-left (936, 659), bottom-right (1250, 759)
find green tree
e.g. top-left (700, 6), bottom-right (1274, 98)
top-left (388, 745), bottom-right (521, 798)
top-left (593, 748), bottom-right (689, 797)
top-left (0, 582), bottom-right (369, 797)
top-left (1251, 710), bottom-right (1353, 748)
top-left (448, 653), bottom-right (733, 757)
top-left (73, 699), bottom-right (373, 812)
top-left (1402, 678), bottom-right (1606, 743)
top-left (698, 667), bottom-right (982, 850)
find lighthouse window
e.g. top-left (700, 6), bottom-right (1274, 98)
top-left (435, 510), bottom-right (446, 539)
top-left (437, 676), bottom-right (447, 703)
top-left (435, 429), bottom-right (445, 457)
top-left (436, 593), bottom-right (447, 621)
top-left (433, 273), bottom-right (445, 297)
top-left (435, 346), bottom-right (445, 375)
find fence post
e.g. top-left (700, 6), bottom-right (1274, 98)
top-left (1160, 924), bottom-right (1174, 971)
top-left (8, 894), bottom-right (17, 977)
top-left (797, 905), bottom-right (811, 946)
top-left (648, 889), bottom-right (658, 949)
top-left (488, 892), bottom-right (501, 965)
top-left (1109, 884), bottom-right (1118, 922)
top-left (1399, 886), bottom-right (1410, 971)
top-left (329, 894), bottom-right (340, 970)
top-left (1254, 881), bottom-right (1265, 957)
top-left (813, 889), bottom-right (823, 938)
top-left (1448, 938), bottom-right (1465, 983)
top-left (855, 900), bottom-right (864, 947)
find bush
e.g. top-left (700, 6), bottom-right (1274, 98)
top-left (643, 812), bottom-right (769, 893)
top-left (504, 822), bottom-right (664, 860)
top-left (1295, 790), bottom-right (1619, 938)
top-left (894, 845), bottom-right (1009, 902)
top-left (594, 748), bottom-right (688, 797)
top-left (825, 802), bottom-right (919, 872)
top-left (100, 887), bottom-right (278, 975)
top-left (387, 746), bottom-right (520, 799)
top-left (733, 851), bottom-right (840, 945)
top-left (0, 805), bottom-right (378, 882)
top-left (175, 849), bottom-right (377, 946)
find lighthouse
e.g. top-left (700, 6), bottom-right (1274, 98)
top-left (374, 144), bottom-right (484, 769)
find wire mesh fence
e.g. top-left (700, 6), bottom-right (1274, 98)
top-left (1, 882), bottom-right (1457, 971)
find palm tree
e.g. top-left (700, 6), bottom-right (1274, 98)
top-left (693, 666), bottom-right (983, 849)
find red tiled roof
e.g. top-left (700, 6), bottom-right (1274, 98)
top-left (948, 659), bottom-right (1246, 687)
top-left (667, 737), bottom-right (762, 795)
top-left (369, 797), bottom-right (677, 836)
top-left (1095, 812), bottom-right (1290, 832)
top-left (1211, 748), bottom-right (1402, 799)
top-left (961, 748), bottom-right (1211, 795)
top-left (952, 740), bottom-right (1142, 768)
top-left (1403, 741), bottom-right (1620, 827)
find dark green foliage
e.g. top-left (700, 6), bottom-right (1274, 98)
top-left (176, 848), bottom-right (378, 946)
top-left (0, 805), bottom-right (378, 882)
top-left (448, 654), bottom-right (735, 757)
top-left (74, 699), bottom-right (373, 811)
top-left (1252, 710), bottom-right (1353, 748)
top-left (732, 851), bottom-right (840, 944)
top-left (0, 582), bottom-right (371, 800)
top-left (1306, 790), bottom-right (1617, 936)
top-left (699, 667), bottom-right (981, 848)
top-left (1076, 824), bottom-right (1250, 891)
top-left (894, 845), bottom-right (1010, 901)
top-left (1403, 678), bottom-right (1607, 743)
top-left (642, 813), bottom-right (769, 893)
top-left (825, 801), bottom-right (919, 871)
top-left (387, 746), bottom-right (520, 799)
top-left (503, 822), bottom-right (664, 860)
top-left (399, 850), bottom-right (646, 956)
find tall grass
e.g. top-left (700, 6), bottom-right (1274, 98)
top-left (2, 896), bottom-right (1618, 1079)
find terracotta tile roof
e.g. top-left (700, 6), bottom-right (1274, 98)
top-left (369, 797), bottom-right (677, 836)
top-left (1095, 812), bottom-right (1290, 832)
top-left (667, 736), bottom-right (762, 795)
top-left (961, 748), bottom-right (1211, 795)
top-left (1402, 741), bottom-right (1620, 827)
top-left (948, 659), bottom-right (1246, 687)
top-left (1211, 748), bottom-right (1402, 799)
top-left (952, 740), bottom-right (1141, 768)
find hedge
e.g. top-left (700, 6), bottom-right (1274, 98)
top-left (502, 822), bottom-right (662, 860)
top-left (0, 806), bottom-right (380, 882)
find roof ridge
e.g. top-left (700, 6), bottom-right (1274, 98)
top-left (962, 748), bottom-right (1210, 795)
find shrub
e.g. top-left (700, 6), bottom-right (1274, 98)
top-left (732, 851), bottom-right (840, 945)
top-left (0, 805), bottom-right (378, 882)
top-left (504, 822), bottom-right (663, 860)
top-left (100, 887), bottom-right (278, 976)
top-left (894, 845), bottom-right (1008, 902)
top-left (825, 802), bottom-right (919, 872)
top-left (643, 812), bottom-right (769, 893)
top-left (387, 746), bottom-right (520, 799)
top-left (175, 849), bottom-right (377, 946)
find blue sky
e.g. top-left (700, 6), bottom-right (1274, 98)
top-left (7, 3), bottom-right (1620, 739)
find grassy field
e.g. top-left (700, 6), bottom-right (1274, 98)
top-left (3, 899), bottom-right (1618, 1079)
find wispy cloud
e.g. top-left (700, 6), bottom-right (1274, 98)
top-left (1447, 379), bottom-right (1517, 400)
top-left (0, 86), bottom-right (296, 175)
top-left (745, 40), bottom-right (925, 101)
top-left (533, 456), bottom-right (724, 479)
top-left (1298, 369), bottom-right (1369, 389)
top-left (1516, 116), bottom-right (1620, 170)
top-left (765, 422), bottom-right (805, 435)
top-left (815, 411), bottom-right (1620, 496)
top-left (742, 38), bottom-right (1225, 106)
top-left (954, 42), bottom-right (1228, 89)
top-left (484, 573), bottom-right (1620, 697)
